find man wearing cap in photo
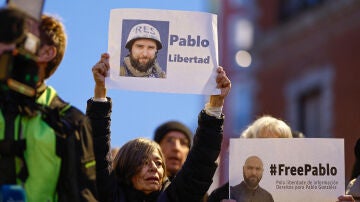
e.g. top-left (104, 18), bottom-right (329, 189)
top-left (120, 23), bottom-right (166, 78)
top-left (154, 121), bottom-right (192, 181)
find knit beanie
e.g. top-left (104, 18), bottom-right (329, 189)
top-left (154, 121), bottom-right (193, 148)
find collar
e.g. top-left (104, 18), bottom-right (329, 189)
top-left (36, 83), bottom-right (47, 98)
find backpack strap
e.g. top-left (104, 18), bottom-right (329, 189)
top-left (0, 111), bottom-right (18, 184)
top-left (39, 95), bottom-right (97, 202)
top-left (0, 103), bottom-right (28, 185)
top-left (1, 95), bottom-right (97, 201)
top-left (39, 95), bottom-right (71, 138)
top-left (0, 96), bottom-right (68, 185)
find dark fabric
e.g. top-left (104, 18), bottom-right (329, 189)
top-left (207, 182), bottom-right (229, 202)
top-left (154, 120), bottom-right (193, 148)
top-left (0, 109), bottom-right (17, 184)
top-left (230, 181), bottom-right (274, 202)
top-left (86, 98), bottom-right (113, 202)
top-left (39, 95), bottom-right (97, 202)
top-left (0, 90), bottom-right (98, 202)
top-left (86, 98), bottom-right (224, 202)
top-left (53, 104), bottom-right (97, 202)
top-left (351, 138), bottom-right (360, 179)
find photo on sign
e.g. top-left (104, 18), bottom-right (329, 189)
top-left (230, 155), bottom-right (275, 202)
top-left (119, 19), bottom-right (169, 78)
top-left (229, 138), bottom-right (345, 202)
top-left (107, 8), bottom-right (219, 94)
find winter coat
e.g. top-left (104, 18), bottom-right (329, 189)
top-left (0, 86), bottom-right (96, 202)
top-left (86, 98), bottom-right (224, 202)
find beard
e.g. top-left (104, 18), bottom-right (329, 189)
top-left (129, 54), bottom-right (156, 72)
top-left (244, 173), bottom-right (261, 189)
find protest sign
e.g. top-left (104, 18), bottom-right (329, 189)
top-left (229, 138), bottom-right (345, 202)
top-left (106, 8), bottom-right (219, 94)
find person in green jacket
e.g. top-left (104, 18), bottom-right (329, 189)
top-left (0, 8), bottom-right (97, 202)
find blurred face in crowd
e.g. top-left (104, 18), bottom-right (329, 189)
top-left (243, 156), bottom-right (264, 189)
top-left (1, 14), bottom-right (66, 83)
top-left (129, 38), bottom-right (157, 72)
top-left (131, 149), bottom-right (165, 194)
top-left (0, 41), bottom-right (48, 86)
top-left (159, 131), bottom-right (190, 177)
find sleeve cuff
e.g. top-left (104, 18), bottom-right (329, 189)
top-left (204, 103), bottom-right (223, 119)
top-left (92, 97), bottom-right (108, 102)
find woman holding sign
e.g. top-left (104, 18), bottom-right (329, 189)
top-left (87, 53), bottom-right (231, 202)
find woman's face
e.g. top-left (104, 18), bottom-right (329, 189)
top-left (131, 149), bottom-right (165, 194)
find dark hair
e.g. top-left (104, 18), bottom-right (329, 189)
top-left (113, 138), bottom-right (166, 186)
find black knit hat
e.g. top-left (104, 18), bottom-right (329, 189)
top-left (154, 121), bottom-right (193, 148)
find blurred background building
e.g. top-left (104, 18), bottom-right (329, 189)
top-left (208, 0), bottom-right (360, 189)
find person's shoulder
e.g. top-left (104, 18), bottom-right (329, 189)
top-left (347, 175), bottom-right (360, 196)
top-left (120, 65), bottom-right (127, 76)
top-left (208, 182), bottom-right (229, 202)
top-left (230, 182), bottom-right (245, 199)
top-left (230, 183), bottom-right (241, 189)
top-left (50, 93), bottom-right (86, 123)
top-left (258, 185), bottom-right (273, 198)
top-left (159, 71), bottom-right (166, 78)
top-left (230, 182), bottom-right (244, 193)
top-left (66, 105), bottom-right (85, 117)
top-left (61, 103), bottom-right (87, 127)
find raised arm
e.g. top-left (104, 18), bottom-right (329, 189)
top-left (160, 66), bottom-right (231, 201)
top-left (92, 53), bottom-right (109, 99)
top-left (86, 53), bottom-right (115, 202)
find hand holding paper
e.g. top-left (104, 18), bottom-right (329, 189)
top-left (209, 66), bottom-right (231, 107)
top-left (92, 53), bottom-right (109, 99)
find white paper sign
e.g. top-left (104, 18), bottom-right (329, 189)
top-left (229, 138), bottom-right (345, 202)
top-left (106, 8), bottom-right (219, 95)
